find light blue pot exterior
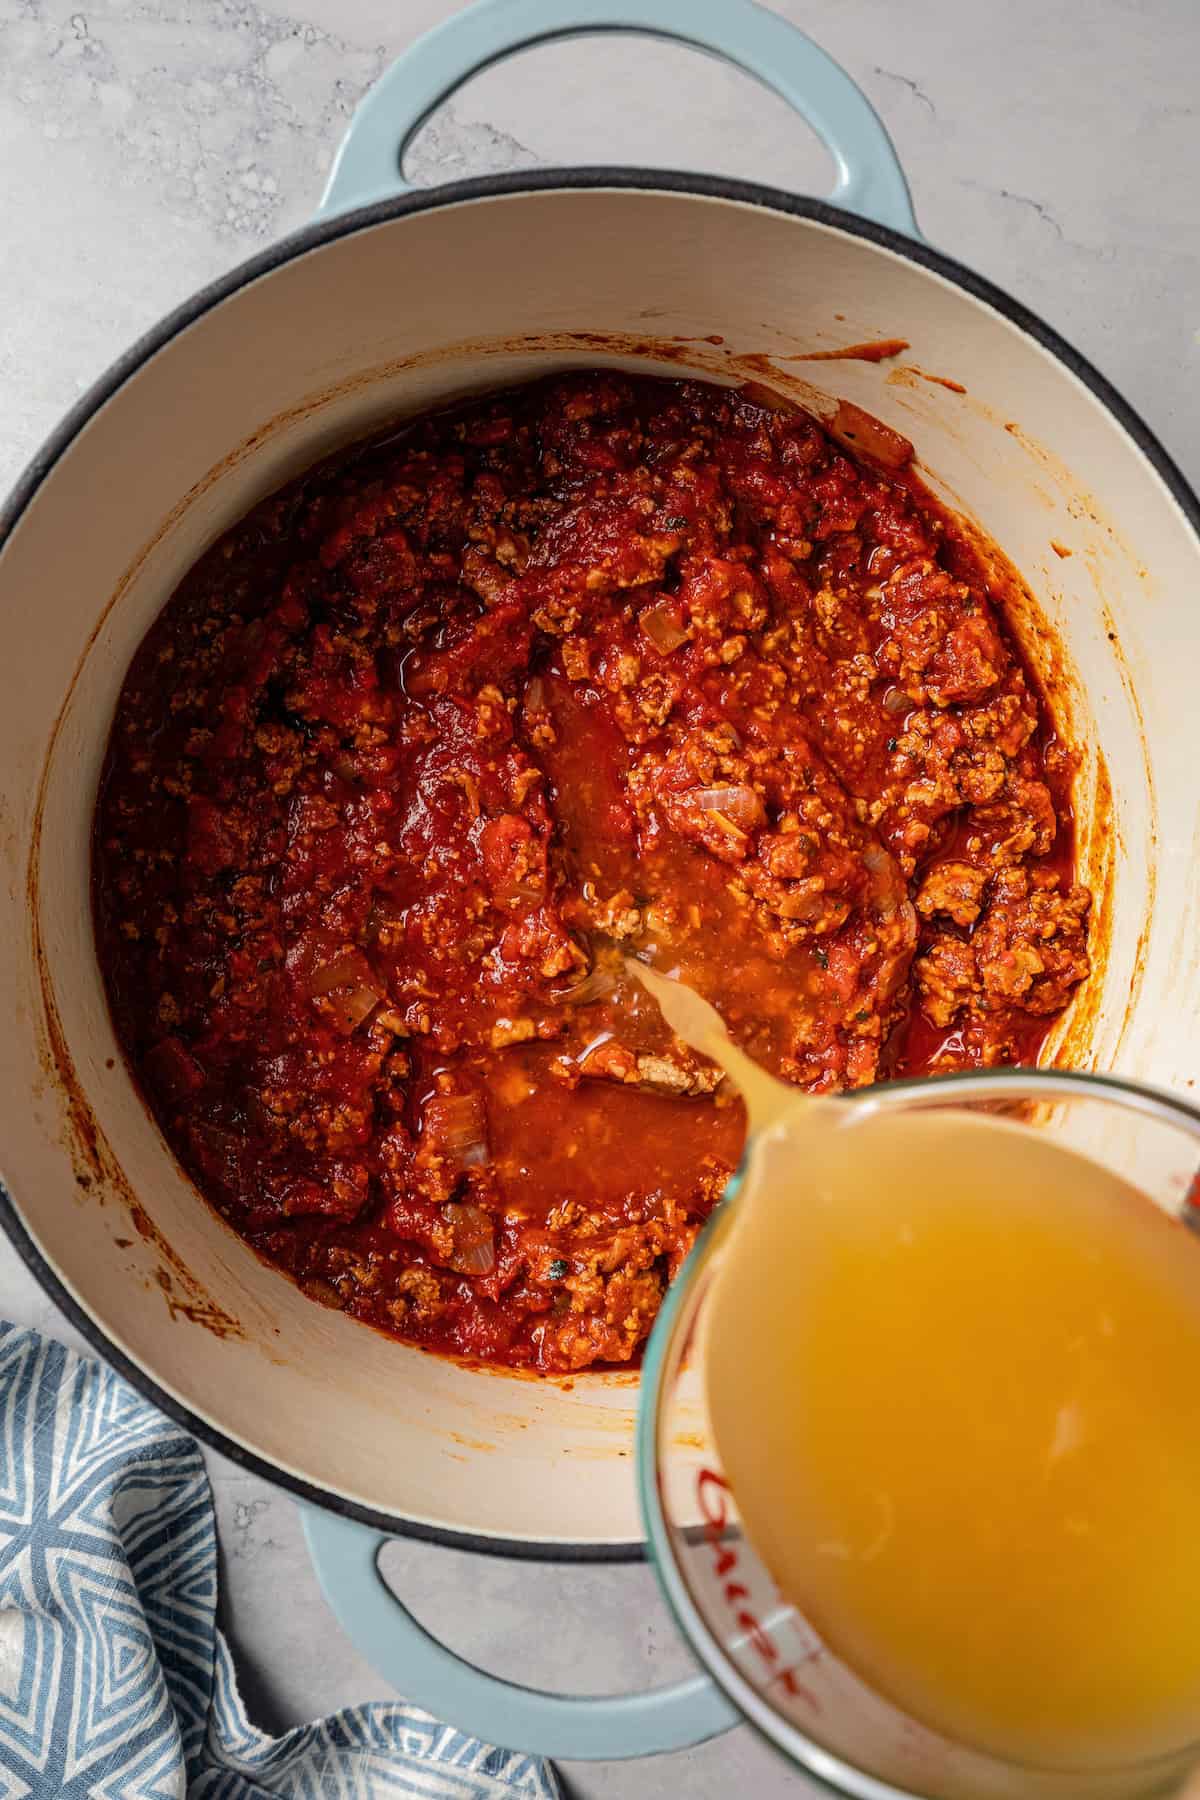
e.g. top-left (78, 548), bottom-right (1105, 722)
top-left (319, 0), bottom-right (918, 237)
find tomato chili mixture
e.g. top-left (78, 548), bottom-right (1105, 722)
top-left (94, 373), bottom-right (1091, 1372)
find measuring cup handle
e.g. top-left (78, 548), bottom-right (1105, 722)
top-left (319, 0), bottom-right (918, 237)
top-left (302, 1505), bottom-right (738, 1759)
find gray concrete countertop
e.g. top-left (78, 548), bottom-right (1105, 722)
top-left (2, 2), bottom-right (1198, 1793)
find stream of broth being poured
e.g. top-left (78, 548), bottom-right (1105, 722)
top-left (633, 961), bottom-right (1200, 1772)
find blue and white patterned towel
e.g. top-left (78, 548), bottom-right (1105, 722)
top-left (0, 1323), bottom-right (561, 1799)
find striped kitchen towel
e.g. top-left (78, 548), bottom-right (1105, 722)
top-left (0, 1323), bottom-right (560, 1798)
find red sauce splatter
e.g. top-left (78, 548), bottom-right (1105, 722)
top-left (793, 338), bottom-right (910, 364)
top-left (908, 368), bottom-right (968, 394)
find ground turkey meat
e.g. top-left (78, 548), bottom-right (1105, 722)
top-left (93, 372), bottom-right (1090, 1372)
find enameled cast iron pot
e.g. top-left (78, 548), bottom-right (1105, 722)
top-left (3, 0), bottom-right (1200, 1761)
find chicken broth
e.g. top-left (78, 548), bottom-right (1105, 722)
top-left (704, 1103), bottom-right (1200, 1769)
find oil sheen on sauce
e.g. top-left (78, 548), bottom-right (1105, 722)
top-left (635, 963), bottom-right (1200, 1771)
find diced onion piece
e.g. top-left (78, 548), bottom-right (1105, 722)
top-left (882, 686), bottom-right (910, 716)
top-left (443, 1200), bottom-right (496, 1275)
top-left (308, 951), bottom-right (366, 996)
top-left (326, 983), bottom-right (384, 1035)
top-left (783, 885), bottom-right (837, 925)
top-left (495, 876), bottom-right (543, 907)
top-left (307, 949), bottom-right (387, 1034)
top-left (692, 784), bottom-right (765, 831)
top-left (639, 598), bottom-right (689, 653)
top-left (524, 675), bottom-right (548, 712)
top-left (862, 841), bottom-right (902, 919)
top-left (424, 1093), bottom-right (489, 1169)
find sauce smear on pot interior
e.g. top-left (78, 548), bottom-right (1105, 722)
top-left (92, 372), bottom-right (1091, 1373)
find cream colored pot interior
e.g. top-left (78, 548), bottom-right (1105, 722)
top-left (2, 187), bottom-right (1197, 1547)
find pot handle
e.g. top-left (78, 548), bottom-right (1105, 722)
top-left (319, 0), bottom-right (918, 237)
top-left (301, 1503), bottom-right (739, 1759)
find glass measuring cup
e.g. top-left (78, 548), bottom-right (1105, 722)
top-left (637, 1067), bottom-right (1200, 1800)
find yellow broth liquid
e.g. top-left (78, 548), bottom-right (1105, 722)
top-left (630, 962), bottom-right (1200, 1771)
top-left (706, 1108), bottom-right (1200, 1769)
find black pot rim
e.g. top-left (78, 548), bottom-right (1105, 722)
top-left (3, 165), bottom-right (1198, 1565)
